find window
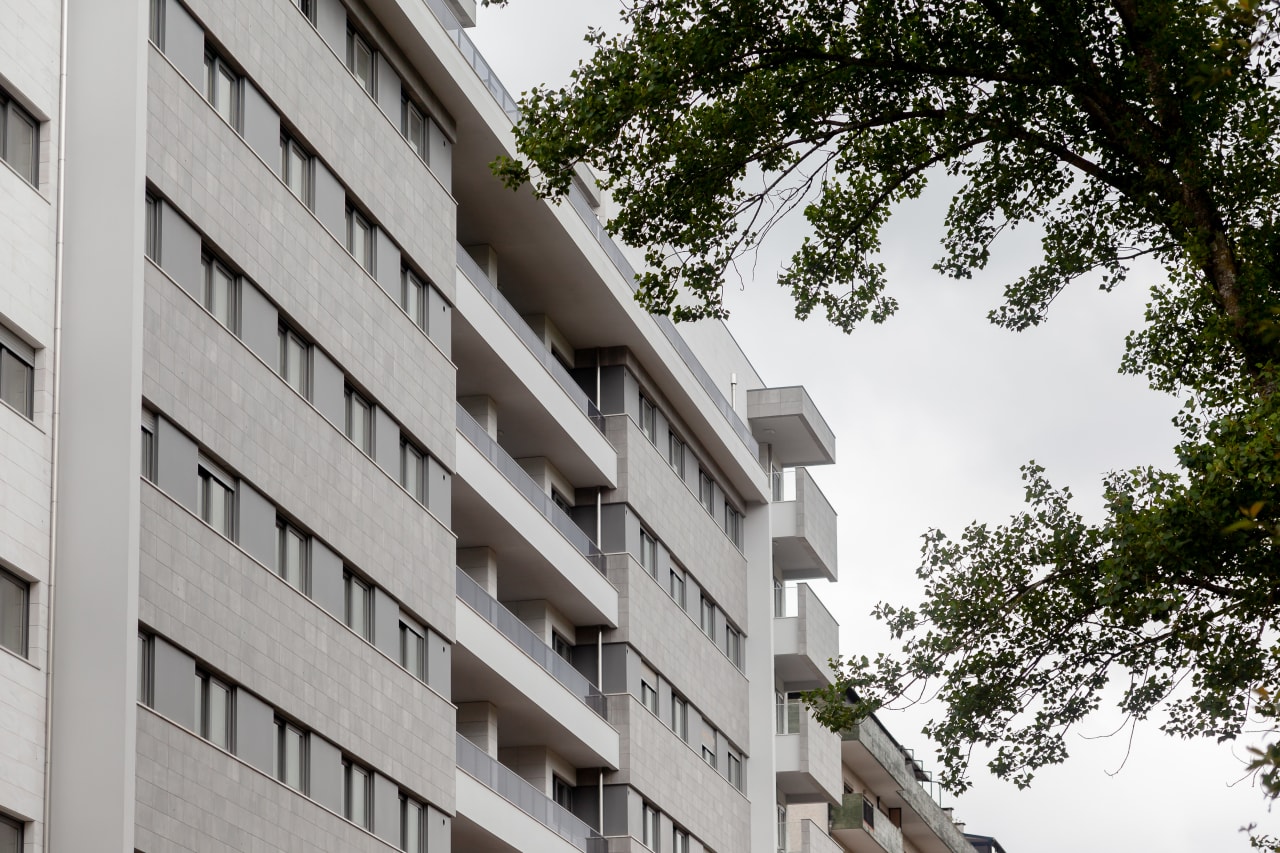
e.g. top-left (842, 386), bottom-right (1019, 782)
top-left (278, 325), bottom-right (310, 398)
top-left (1, 89), bottom-right (38, 186)
top-left (201, 254), bottom-right (238, 332)
top-left (401, 439), bottom-right (426, 503)
top-left (724, 624), bottom-right (743, 669)
top-left (0, 814), bottom-right (22, 853)
top-left (138, 632), bottom-right (153, 704)
top-left (727, 752), bottom-right (743, 789)
top-left (725, 504), bottom-right (744, 548)
top-left (291, 0), bottom-right (315, 23)
top-left (673, 828), bottom-right (690, 853)
top-left (698, 470), bottom-right (714, 515)
top-left (668, 567), bottom-right (685, 608)
top-left (0, 333), bottom-right (34, 420)
top-left (642, 803), bottom-right (660, 851)
top-left (347, 206), bottom-right (374, 272)
top-left (277, 519), bottom-right (308, 592)
top-left (639, 394), bottom-right (657, 443)
top-left (149, 0), bottom-right (165, 47)
top-left (671, 694), bottom-right (688, 742)
top-left (141, 416), bottom-right (156, 482)
top-left (203, 51), bottom-right (240, 129)
top-left (197, 463), bottom-right (235, 538)
top-left (552, 774), bottom-right (574, 811)
top-left (639, 530), bottom-right (656, 577)
top-left (401, 793), bottom-right (425, 853)
top-left (345, 387), bottom-right (373, 454)
top-left (551, 488), bottom-right (572, 514)
top-left (640, 677), bottom-right (658, 716)
top-left (778, 805), bottom-right (788, 853)
top-left (699, 595), bottom-right (715, 638)
top-left (195, 670), bottom-right (232, 750)
top-left (552, 631), bottom-right (573, 663)
top-left (667, 432), bottom-right (685, 473)
top-left (403, 98), bottom-right (427, 160)
top-left (400, 620), bottom-right (426, 680)
top-left (402, 268), bottom-right (427, 329)
top-left (280, 134), bottom-right (312, 207)
top-left (274, 718), bottom-right (307, 792)
top-left (0, 569), bottom-right (27, 658)
top-left (701, 744), bottom-right (716, 769)
top-left (344, 759), bottom-right (372, 829)
top-left (343, 570), bottom-right (372, 640)
top-left (347, 30), bottom-right (376, 96)
top-left (145, 193), bottom-right (161, 261)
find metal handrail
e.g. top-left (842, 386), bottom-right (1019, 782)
top-left (456, 245), bottom-right (603, 430)
top-left (456, 568), bottom-right (607, 718)
top-left (456, 734), bottom-right (607, 852)
top-left (455, 403), bottom-right (607, 574)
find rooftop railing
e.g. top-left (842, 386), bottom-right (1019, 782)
top-left (456, 567), bottom-right (607, 719)
top-left (423, 0), bottom-right (760, 460)
top-left (456, 402), bottom-right (607, 574)
top-left (456, 734), bottom-right (607, 853)
top-left (456, 244), bottom-right (603, 431)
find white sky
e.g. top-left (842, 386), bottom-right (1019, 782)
top-left (466, 4), bottom-right (1280, 850)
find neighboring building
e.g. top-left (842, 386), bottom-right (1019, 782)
top-left (0, 1), bottom-right (999, 852)
top-left (966, 834), bottom-right (1010, 853)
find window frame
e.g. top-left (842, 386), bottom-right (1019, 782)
top-left (671, 694), bottom-right (688, 742)
top-left (642, 802), bottom-right (660, 851)
top-left (276, 518), bottom-right (310, 593)
top-left (0, 567), bottom-right (29, 658)
top-left (201, 253), bottom-right (239, 333)
top-left (145, 193), bottom-right (162, 262)
top-left (195, 669), bottom-right (233, 750)
top-left (639, 529), bottom-right (657, 577)
top-left (639, 394), bottom-right (657, 444)
top-left (280, 133), bottom-right (313, 207)
top-left (402, 96), bottom-right (428, 161)
top-left (699, 595), bottom-right (715, 638)
top-left (197, 462), bottom-right (236, 539)
top-left (552, 774), bottom-right (575, 811)
top-left (278, 324), bottom-right (311, 399)
top-left (344, 569), bottom-right (373, 641)
top-left (698, 470), bottom-right (714, 515)
top-left (727, 751), bottom-right (743, 789)
top-left (667, 431), bottom-right (685, 474)
top-left (345, 386), bottom-right (373, 455)
top-left (203, 50), bottom-right (241, 130)
top-left (149, 0), bottom-right (166, 47)
top-left (346, 206), bottom-right (375, 273)
top-left (346, 29), bottom-right (377, 97)
top-left (640, 677), bottom-right (659, 716)
top-left (138, 631), bottom-right (153, 705)
top-left (400, 792), bottom-right (425, 853)
top-left (400, 619), bottom-right (427, 681)
top-left (401, 267), bottom-right (427, 329)
top-left (724, 624), bottom-right (743, 669)
top-left (274, 717), bottom-right (308, 793)
top-left (0, 338), bottom-right (35, 420)
top-left (0, 813), bottom-right (23, 853)
top-left (291, 0), bottom-right (316, 23)
top-left (343, 758), bottom-right (373, 829)
top-left (668, 567), bottom-right (685, 608)
top-left (1, 90), bottom-right (38, 186)
top-left (400, 438), bottom-right (427, 504)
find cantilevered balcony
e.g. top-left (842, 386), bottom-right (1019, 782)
top-left (774, 583), bottom-right (839, 690)
top-left (748, 385), bottom-right (836, 467)
top-left (781, 819), bottom-right (843, 853)
top-left (454, 403), bottom-right (617, 627)
top-left (776, 699), bottom-right (842, 805)
top-left (455, 734), bottom-right (607, 853)
top-left (772, 468), bottom-right (838, 582)
top-left (831, 793), bottom-right (905, 853)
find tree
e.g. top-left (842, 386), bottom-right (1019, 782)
top-left (491, 0), bottom-right (1280, 797)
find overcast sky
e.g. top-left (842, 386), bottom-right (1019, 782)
top-left (467, 4), bottom-right (1280, 850)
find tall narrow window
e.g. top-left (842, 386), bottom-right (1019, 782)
top-left (195, 670), bottom-right (232, 750)
top-left (0, 814), bottom-right (23, 853)
top-left (552, 775), bottom-right (575, 811)
top-left (280, 134), bottom-right (312, 207)
top-left (278, 325), bottom-right (310, 398)
top-left (1, 90), bottom-right (38, 186)
top-left (145, 194), bottom-right (162, 261)
top-left (667, 432), bottom-right (685, 474)
top-left (640, 677), bottom-right (658, 715)
top-left (725, 504), bottom-right (744, 548)
top-left (344, 759), bottom-right (372, 828)
top-left (668, 567), bottom-right (685, 608)
top-left (203, 52), bottom-right (240, 129)
top-left (639, 530), bottom-right (656, 577)
top-left (402, 98), bottom-right (427, 160)
top-left (0, 334), bottom-right (34, 420)
top-left (201, 255), bottom-right (238, 332)
top-left (642, 803), bottom-right (660, 851)
top-left (724, 624), bottom-right (743, 669)
top-left (400, 620), bottom-right (426, 680)
top-left (402, 268), bottom-right (427, 329)
top-left (673, 828), bottom-right (689, 853)
top-left (639, 394), bottom-right (657, 443)
top-left (698, 470), bottom-right (714, 515)
top-left (274, 718), bottom-right (307, 792)
top-left (344, 570), bottom-right (372, 640)
top-left (197, 463), bottom-right (235, 538)
top-left (345, 387), bottom-right (373, 454)
top-left (347, 30), bottom-right (376, 96)
top-left (552, 631), bottom-right (573, 663)
top-left (401, 440), bottom-right (426, 504)
top-left (291, 0), bottom-right (316, 23)
top-left (149, 0), bottom-right (165, 47)
top-left (138, 632), bottom-right (153, 704)
top-left (727, 752), bottom-right (743, 789)
top-left (1, 568), bottom-right (29, 657)
top-left (699, 595), bottom-right (715, 638)
top-left (401, 793), bottom-right (425, 853)
top-left (671, 694), bottom-right (688, 742)
top-left (141, 417), bottom-right (156, 482)
top-left (347, 207), bottom-right (374, 272)
top-left (277, 520), bottom-right (308, 592)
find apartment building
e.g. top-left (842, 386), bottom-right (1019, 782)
top-left (0, 1), bottom-right (997, 852)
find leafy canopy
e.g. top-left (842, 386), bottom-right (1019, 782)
top-left (493, 0), bottom-right (1280, 794)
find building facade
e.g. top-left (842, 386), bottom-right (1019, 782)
top-left (0, 1), bottom-right (992, 852)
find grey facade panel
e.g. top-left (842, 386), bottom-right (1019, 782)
top-left (311, 347), bottom-right (344, 428)
top-left (427, 628), bottom-right (450, 698)
top-left (427, 118), bottom-right (452, 192)
top-left (241, 82), bottom-right (280, 167)
top-left (238, 280), bottom-right (278, 365)
top-left (161, 0), bottom-right (204, 88)
top-left (314, 0), bottom-right (345, 54)
top-left (374, 405), bottom-right (399, 475)
top-left (151, 635), bottom-right (195, 728)
top-left (310, 539), bottom-right (344, 619)
top-left (372, 586), bottom-right (398, 659)
top-left (372, 772), bottom-right (399, 845)
top-left (234, 689), bottom-right (275, 774)
top-left (375, 54), bottom-right (401, 124)
top-left (427, 805), bottom-right (450, 853)
top-left (237, 482), bottom-right (276, 570)
top-left (601, 784), bottom-right (633, 837)
top-left (159, 201), bottom-right (201, 298)
top-left (599, 643), bottom-right (629, 694)
top-left (427, 284), bottom-right (451, 357)
top-left (375, 228), bottom-right (400, 296)
top-left (598, 502), bottom-right (628, 554)
top-left (155, 416), bottom-right (197, 510)
top-left (427, 455), bottom-right (450, 527)
top-left (309, 735), bottom-right (343, 815)
top-left (312, 161), bottom-right (345, 240)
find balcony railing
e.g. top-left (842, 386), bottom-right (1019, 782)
top-left (457, 734), bottom-right (607, 853)
top-left (456, 567), bottom-right (607, 719)
top-left (456, 402), bottom-right (606, 574)
top-left (421, 0), bottom-right (760, 461)
top-left (456, 245), bottom-right (604, 431)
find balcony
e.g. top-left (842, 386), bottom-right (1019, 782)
top-left (781, 819), bottom-right (843, 853)
top-left (831, 793), bottom-right (905, 853)
top-left (455, 734), bottom-right (607, 853)
top-left (771, 468), bottom-right (838, 582)
top-left (748, 386), bottom-right (836, 467)
top-left (774, 583), bottom-right (839, 690)
top-left (775, 699), bottom-right (842, 805)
